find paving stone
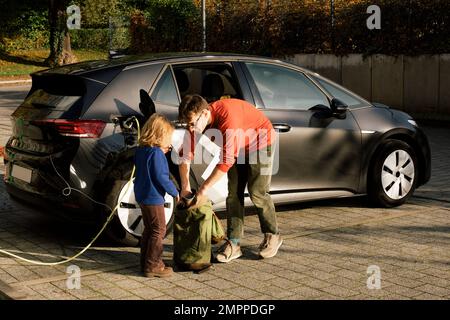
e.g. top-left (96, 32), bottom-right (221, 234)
top-left (413, 293), bottom-right (446, 300)
top-left (160, 286), bottom-right (194, 299)
top-left (65, 287), bottom-right (101, 300)
top-left (297, 277), bottom-right (334, 290)
top-left (320, 285), bottom-right (360, 298)
top-left (171, 279), bottom-right (208, 291)
top-left (416, 284), bottom-right (450, 297)
top-left (291, 285), bottom-right (324, 298)
top-left (28, 283), bottom-right (71, 300)
top-left (224, 287), bottom-right (260, 299)
top-left (254, 285), bottom-right (296, 299)
top-left (114, 279), bottom-right (146, 290)
top-left (267, 277), bottom-right (302, 290)
top-left (203, 278), bottom-right (239, 290)
top-left (383, 285), bottom-right (424, 298)
top-left (95, 286), bottom-right (133, 299)
top-left (132, 286), bottom-right (165, 300)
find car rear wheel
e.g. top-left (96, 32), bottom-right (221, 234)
top-left (368, 139), bottom-right (418, 207)
top-left (104, 177), bottom-right (176, 246)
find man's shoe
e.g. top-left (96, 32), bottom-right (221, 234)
top-left (144, 266), bottom-right (173, 278)
top-left (259, 233), bottom-right (283, 258)
top-left (215, 240), bottom-right (242, 263)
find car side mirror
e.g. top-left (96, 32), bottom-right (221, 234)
top-left (139, 89), bottom-right (156, 120)
top-left (330, 98), bottom-right (348, 119)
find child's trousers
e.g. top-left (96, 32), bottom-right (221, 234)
top-left (139, 204), bottom-right (166, 272)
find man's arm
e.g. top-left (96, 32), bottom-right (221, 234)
top-left (178, 129), bottom-right (196, 197)
top-left (197, 165), bottom-right (227, 197)
top-left (179, 162), bottom-right (192, 197)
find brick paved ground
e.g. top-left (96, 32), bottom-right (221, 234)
top-left (0, 87), bottom-right (448, 300)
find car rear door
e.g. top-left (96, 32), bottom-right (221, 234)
top-left (239, 61), bottom-right (362, 193)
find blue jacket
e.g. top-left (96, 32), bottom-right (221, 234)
top-left (134, 146), bottom-right (178, 205)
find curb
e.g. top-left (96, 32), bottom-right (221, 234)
top-left (0, 280), bottom-right (28, 300)
top-left (0, 79), bottom-right (31, 87)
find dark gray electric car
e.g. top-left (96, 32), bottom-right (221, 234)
top-left (3, 53), bottom-right (431, 245)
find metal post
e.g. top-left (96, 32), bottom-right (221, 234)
top-left (202, 0), bottom-right (206, 52)
top-left (330, 0), bottom-right (335, 51)
top-left (408, 0), bottom-right (412, 47)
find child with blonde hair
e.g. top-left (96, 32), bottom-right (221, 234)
top-left (134, 113), bottom-right (179, 277)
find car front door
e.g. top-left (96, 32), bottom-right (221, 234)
top-left (240, 61), bottom-right (362, 193)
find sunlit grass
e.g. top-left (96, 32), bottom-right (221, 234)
top-left (0, 49), bottom-right (108, 78)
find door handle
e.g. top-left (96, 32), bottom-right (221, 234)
top-left (273, 123), bottom-right (291, 133)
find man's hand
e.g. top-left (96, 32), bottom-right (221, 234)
top-left (186, 186), bottom-right (208, 209)
top-left (180, 189), bottom-right (192, 198)
top-left (196, 185), bottom-right (208, 198)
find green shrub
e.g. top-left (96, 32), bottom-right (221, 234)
top-left (70, 28), bottom-right (109, 50)
top-left (129, 0), bottom-right (201, 53)
top-left (81, 0), bottom-right (121, 28)
top-left (0, 6), bottom-right (49, 52)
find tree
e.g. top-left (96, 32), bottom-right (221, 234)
top-left (45, 0), bottom-right (77, 67)
top-left (82, 0), bottom-right (121, 28)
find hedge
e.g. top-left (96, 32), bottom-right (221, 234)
top-left (130, 0), bottom-right (450, 56)
top-left (2, 0), bottom-right (449, 56)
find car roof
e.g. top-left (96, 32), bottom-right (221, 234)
top-left (34, 52), bottom-right (311, 76)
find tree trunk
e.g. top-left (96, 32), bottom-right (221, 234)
top-left (59, 31), bottom-right (77, 65)
top-left (45, 0), bottom-right (77, 67)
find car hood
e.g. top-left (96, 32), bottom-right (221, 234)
top-left (372, 102), bottom-right (391, 109)
top-left (372, 102), bottom-right (415, 121)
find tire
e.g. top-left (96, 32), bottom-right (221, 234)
top-left (104, 175), bottom-right (178, 246)
top-left (368, 139), bottom-right (418, 208)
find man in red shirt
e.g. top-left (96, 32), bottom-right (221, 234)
top-left (178, 94), bottom-right (283, 262)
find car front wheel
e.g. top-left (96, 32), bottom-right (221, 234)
top-left (368, 139), bottom-right (418, 207)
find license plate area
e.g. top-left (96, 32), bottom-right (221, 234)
top-left (11, 164), bottom-right (33, 183)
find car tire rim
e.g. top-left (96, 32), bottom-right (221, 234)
top-left (381, 149), bottom-right (415, 200)
top-left (116, 179), bottom-right (174, 237)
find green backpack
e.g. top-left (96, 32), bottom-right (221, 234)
top-left (173, 200), bottom-right (225, 270)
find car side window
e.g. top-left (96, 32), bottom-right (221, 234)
top-left (151, 67), bottom-right (179, 106)
top-left (245, 62), bottom-right (329, 110)
top-left (311, 74), bottom-right (368, 108)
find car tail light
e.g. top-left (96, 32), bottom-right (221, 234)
top-left (32, 119), bottom-right (106, 138)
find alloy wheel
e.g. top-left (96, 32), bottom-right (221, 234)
top-left (116, 179), bottom-right (174, 237)
top-left (381, 149), bottom-right (415, 200)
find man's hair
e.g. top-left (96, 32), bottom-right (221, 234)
top-left (178, 94), bottom-right (209, 123)
top-left (139, 113), bottom-right (174, 147)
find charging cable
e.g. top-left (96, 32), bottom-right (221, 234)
top-left (0, 117), bottom-right (139, 266)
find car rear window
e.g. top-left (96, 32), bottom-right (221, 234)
top-left (30, 73), bottom-right (86, 96)
top-left (24, 73), bottom-right (106, 115)
top-left (22, 89), bottom-right (81, 111)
